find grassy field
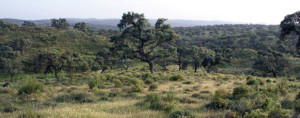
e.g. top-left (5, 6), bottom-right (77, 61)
top-left (0, 65), bottom-right (299, 118)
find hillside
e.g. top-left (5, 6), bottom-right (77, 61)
top-left (1, 18), bottom-right (241, 30)
top-left (0, 19), bottom-right (299, 118)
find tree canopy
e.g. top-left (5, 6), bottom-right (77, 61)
top-left (280, 11), bottom-right (300, 55)
top-left (111, 12), bottom-right (179, 74)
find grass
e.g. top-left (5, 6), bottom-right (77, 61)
top-left (0, 66), bottom-right (299, 118)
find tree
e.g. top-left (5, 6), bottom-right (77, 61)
top-left (35, 49), bottom-right (67, 81)
top-left (95, 48), bottom-right (112, 73)
top-left (253, 54), bottom-right (288, 78)
top-left (154, 45), bottom-right (177, 71)
top-left (0, 46), bottom-right (22, 82)
top-left (280, 11), bottom-right (300, 56)
top-left (191, 46), bottom-right (215, 72)
top-left (74, 22), bottom-right (88, 32)
top-left (22, 21), bottom-right (36, 27)
top-left (9, 38), bottom-right (31, 55)
top-left (51, 18), bottom-right (70, 30)
top-left (111, 12), bottom-right (179, 74)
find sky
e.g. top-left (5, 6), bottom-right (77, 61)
top-left (0, 0), bottom-right (299, 24)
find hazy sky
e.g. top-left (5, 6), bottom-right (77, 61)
top-left (1, 0), bottom-right (299, 24)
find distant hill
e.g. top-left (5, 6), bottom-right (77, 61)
top-left (1, 18), bottom-right (243, 30)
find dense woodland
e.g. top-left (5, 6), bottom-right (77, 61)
top-left (0, 12), bottom-right (300, 118)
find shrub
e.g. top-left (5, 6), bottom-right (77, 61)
top-left (182, 81), bottom-right (193, 84)
top-left (18, 110), bottom-right (41, 118)
top-left (244, 109), bottom-right (267, 118)
top-left (261, 98), bottom-right (274, 111)
top-left (170, 75), bottom-right (184, 81)
top-left (225, 111), bottom-right (239, 118)
top-left (0, 88), bottom-right (14, 94)
top-left (130, 84), bottom-right (143, 93)
top-left (164, 103), bottom-right (175, 113)
top-left (294, 99), bottom-right (300, 113)
top-left (247, 78), bottom-right (264, 86)
top-left (113, 79), bottom-right (122, 88)
top-left (223, 77), bottom-right (230, 81)
top-left (129, 77), bottom-right (144, 86)
top-left (142, 73), bottom-right (152, 80)
top-left (3, 106), bottom-right (18, 113)
top-left (281, 99), bottom-right (293, 109)
top-left (247, 79), bottom-right (259, 86)
top-left (232, 85), bottom-right (253, 99)
top-left (215, 89), bottom-right (229, 98)
top-left (88, 76), bottom-right (105, 89)
top-left (164, 91), bottom-right (175, 102)
top-left (206, 89), bottom-right (230, 109)
top-left (228, 98), bottom-right (252, 115)
top-left (149, 83), bottom-right (158, 91)
top-left (55, 92), bottom-right (94, 103)
top-left (145, 93), bottom-right (165, 110)
top-left (200, 90), bottom-right (211, 94)
top-left (18, 78), bottom-right (43, 95)
top-left (296, 91), bottom-right (300, 100)
top-left (108, 92), bottom-right (121, 97)
top-left (267, 107), bottom-right (289, 118)
top-left (179, 98), bottom-right (196, 104)
top-left (169, 110), bottom-right (195, 118)
top-left (192, 93), bottom-right (200, 98)
top-left (144, 78), bottom-right (153, 84)
top-left (266, 79), bottom-right (272, 83)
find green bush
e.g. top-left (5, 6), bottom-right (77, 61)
top-left (169, 110), bottom-right (195, 118)
top-left (247, 79), bottom-right (259, 86)
top-left (261, 98), bottom-right (274, 111)
top-left (267, 107), bottom-right (289, 118)
top-left (113, 79), bottom-right (122, 88)
top-left (129, 78), bottom-right (144, 93)
top-left (232, 85), bottom-right (253, 99)
top-left (145, 78), bottom-right (153, 84)
top-left (179, 98), bottom-right (196, 104)
top-left (142, 73), bottom-right (152, 80)
top-left (207, 90), bottom-right (230, 110)
top-left (18, 78), bottom-right (43, 95)
top-left (247, 78), bottom-right (264, 86)
top-left (281, 99), bottom-right (293, 109)
top-left (88, 76), bottom-right (105, 89)
top-left (296, 91), bottom-right (300, 100)
top-left (225, 111), bottom-right (239, 118)
top-left (228, 98), bottom-right (252, 115)
top-left (145, 93), bottom-right (165, 110)
top-left (130, 84), bottom-right (143, 93)
top-left (170, 75), bottom-right (184, 81)
top-left (182, 81), bottom-right (193, 84)
top-left (164, 91), bottom-right (176, 102)
top-left (18, 110), bottom-right (41, 118)
top-left (149, 83), bottom-right (158, 91)
top-left (244, 109), bottom-right (267, 118)
top-left (3, 106), bottom-right (18, 113)
top-left (294, 99), bottom-right (300, 113)
top-left (266, 79), bottom-right (272, 83)
top-left (55, 92), bottom-right (94, 103)
top-left (108, 92), bottom-right (121, 97)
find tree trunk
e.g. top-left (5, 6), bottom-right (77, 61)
top-left (101, 69), bottom-right (105, 73)
top-left (10, 74), bottom-right (14, 82)
top-left (194, 66), bottom-right (197, 72)
top-left (148, 62), bottom-right (154, 74)
top-left (123, 65), bottom-right (129, 72)
top-left (54, 70), bottom-right (59, 82)
top-left (272, 72), bottom-right (277, 78)
top-left (207, 66), bottom-right (212, 73)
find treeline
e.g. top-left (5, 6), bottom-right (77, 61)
top-left (0, 15), bottom-right (299, 82)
